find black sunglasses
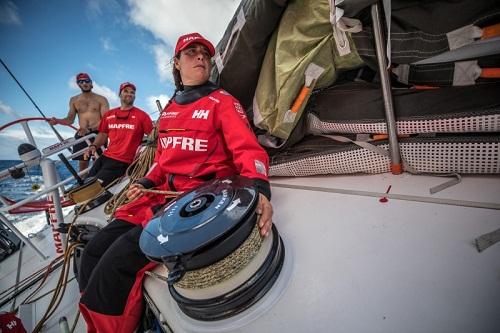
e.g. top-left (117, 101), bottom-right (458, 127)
top-left (77, 79), bottom-right (92, 84)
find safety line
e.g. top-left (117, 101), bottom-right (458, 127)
top-left (270, 182), bottom-right (500, 210)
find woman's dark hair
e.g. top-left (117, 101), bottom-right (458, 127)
top-left (160, 53), bottom-right (181, 111)
top-left (172, 53), bottom-right (183, 91)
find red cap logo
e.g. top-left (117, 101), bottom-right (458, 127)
top-left (76, 72), bottom-right (91, 81)
top-left (174, 32), bottom-right (215, 57)
top-left (119, 82), bottom-right (136, 95)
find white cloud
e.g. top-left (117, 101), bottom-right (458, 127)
top-left (86, 0), bottom-right (120, 18)
top-left (0, 100), bottom-right (21, 117)
top-left (127, 0), bottom-right (239, 81)
top-left (67, 77), bottom-right (120, 106)
top-left (100, 37), bottom-right (116, 53)
top-left (0, 122), bottom-right (75, 161)
top-left (0, 125), bottom-right (75, 141)
top-left (145, 94), bottom-right (170, 116)
top-left (128, 0), bottom-right (239, 45)
top-left (92, 84), bottom-right (120, 106)
top-left (86, 0), bottom-right (103, 17)
top-left (0, 1), bottom-right (21, 25)
top-left (153, 44), bottom-right (172, 83)
top-left (0, 121), bottom-right (76, 160)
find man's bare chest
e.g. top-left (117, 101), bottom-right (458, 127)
top-left (75, 97), bottom-right (101, 114)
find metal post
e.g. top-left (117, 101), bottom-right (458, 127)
top-left (40, 158), bottom-right (67, 253)
top-left (371, 3), bottom-right (402, 174)
top-left (20, 121), bottom-right (37, 148)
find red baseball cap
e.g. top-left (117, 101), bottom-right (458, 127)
top-left (76, 73), bottom-right (91, 81)
top-left (174, 32), bottom-right (215, 57)
top-left (119, 82), bottom-right (136, 95)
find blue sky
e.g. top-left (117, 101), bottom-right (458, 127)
top-left (0, 0), bottom-right (239, 160)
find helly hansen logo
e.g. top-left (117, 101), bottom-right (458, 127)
top-left (192, 109), bottom-right (210, 119)
top-left (5, 319), bottom-right (18, 329)
top-left (109, 124), bottom-right (135, 129)
top-left (160, 136), bottom-right (208, 151)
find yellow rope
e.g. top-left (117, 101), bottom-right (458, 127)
top-left (140, 188), bottom-right (181, 196)
top-left (32, 242), bottom-right (82, 333)
top-left (70, 309), bottom-right (80, 333)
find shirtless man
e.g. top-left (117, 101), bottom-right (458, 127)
top-left (49, 73), bottom-right (109, 171)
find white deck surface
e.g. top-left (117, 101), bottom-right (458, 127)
top-left (2, 172), bottom-right (499, 332)
top-left (145, 173), bottom-right (500, 333)
top-left (0, 227), bottom-right (84, 332)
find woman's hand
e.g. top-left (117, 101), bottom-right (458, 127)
top-left (257, 193), bottom-right (273, 237)
top-left (127, 183), bottom-right (145, 201)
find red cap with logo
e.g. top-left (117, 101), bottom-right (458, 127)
top-left (174, 32), bottom-right (215, 57)
top-left (119, 82), bottom-right (136, 95)
top-left (76, 73), bottom-right (91, 81)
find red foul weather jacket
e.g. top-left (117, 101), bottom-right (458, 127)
top-left (114, 87), bottom-right (269, 226)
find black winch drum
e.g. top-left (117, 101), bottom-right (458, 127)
top-left (140, 176), bottom-right (285, 321)
top-left (74, 190), bottom-right (113, 214)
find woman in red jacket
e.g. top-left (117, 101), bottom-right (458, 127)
top-left (78, 32), bottom-right (273, 333)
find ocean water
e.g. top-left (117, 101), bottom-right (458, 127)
top-left (0, 159), bottom-right (79, 235)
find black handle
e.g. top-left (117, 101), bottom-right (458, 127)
top-left (156, 99), bottom-right (163, 113)
top-left (58, 153), bottom-right (84, 185)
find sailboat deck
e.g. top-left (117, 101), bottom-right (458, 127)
top-left (144, 172), bottom-right (500, 333)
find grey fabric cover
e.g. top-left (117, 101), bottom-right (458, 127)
top-left (352, 0), bottom-right (500, 65)
top-left (306, 81), bottom-right (500, 128)
top-left (210, 0), bottom-right (287, 111)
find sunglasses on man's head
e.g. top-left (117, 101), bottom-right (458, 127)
top-left (77, 79), bottom-right (92, 84)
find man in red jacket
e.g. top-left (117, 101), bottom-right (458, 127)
top-left (84, 82), bottom-right (153, 187)
top-left (78, 33), bottom-right (273, 333)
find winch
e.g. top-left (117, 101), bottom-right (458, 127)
top-left (140, 176), bottom-right (285, 321)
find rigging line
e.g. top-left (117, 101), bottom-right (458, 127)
top-left (0, 58), bottom-right (66, 143)
top-left (270, 182), bottom-right (500, 210)
top-left (0, 258), bottom-right (64, 308)
top-left (9, 244), bottom-right (23, 312)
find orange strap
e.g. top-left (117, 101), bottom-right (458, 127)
top-left (480, 68), bottom-right (500, 78)
top-left (413, 85), bottom-right (440, 90)
top-left (371, 134), bottom-right (410, 141)
top-left (481, 23), bottom-right (500, 40)
top-left (290, 86), bottom-right (312, 114)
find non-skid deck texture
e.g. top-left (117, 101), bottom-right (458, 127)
top-left (269, 135), bottom-right (500, 176)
